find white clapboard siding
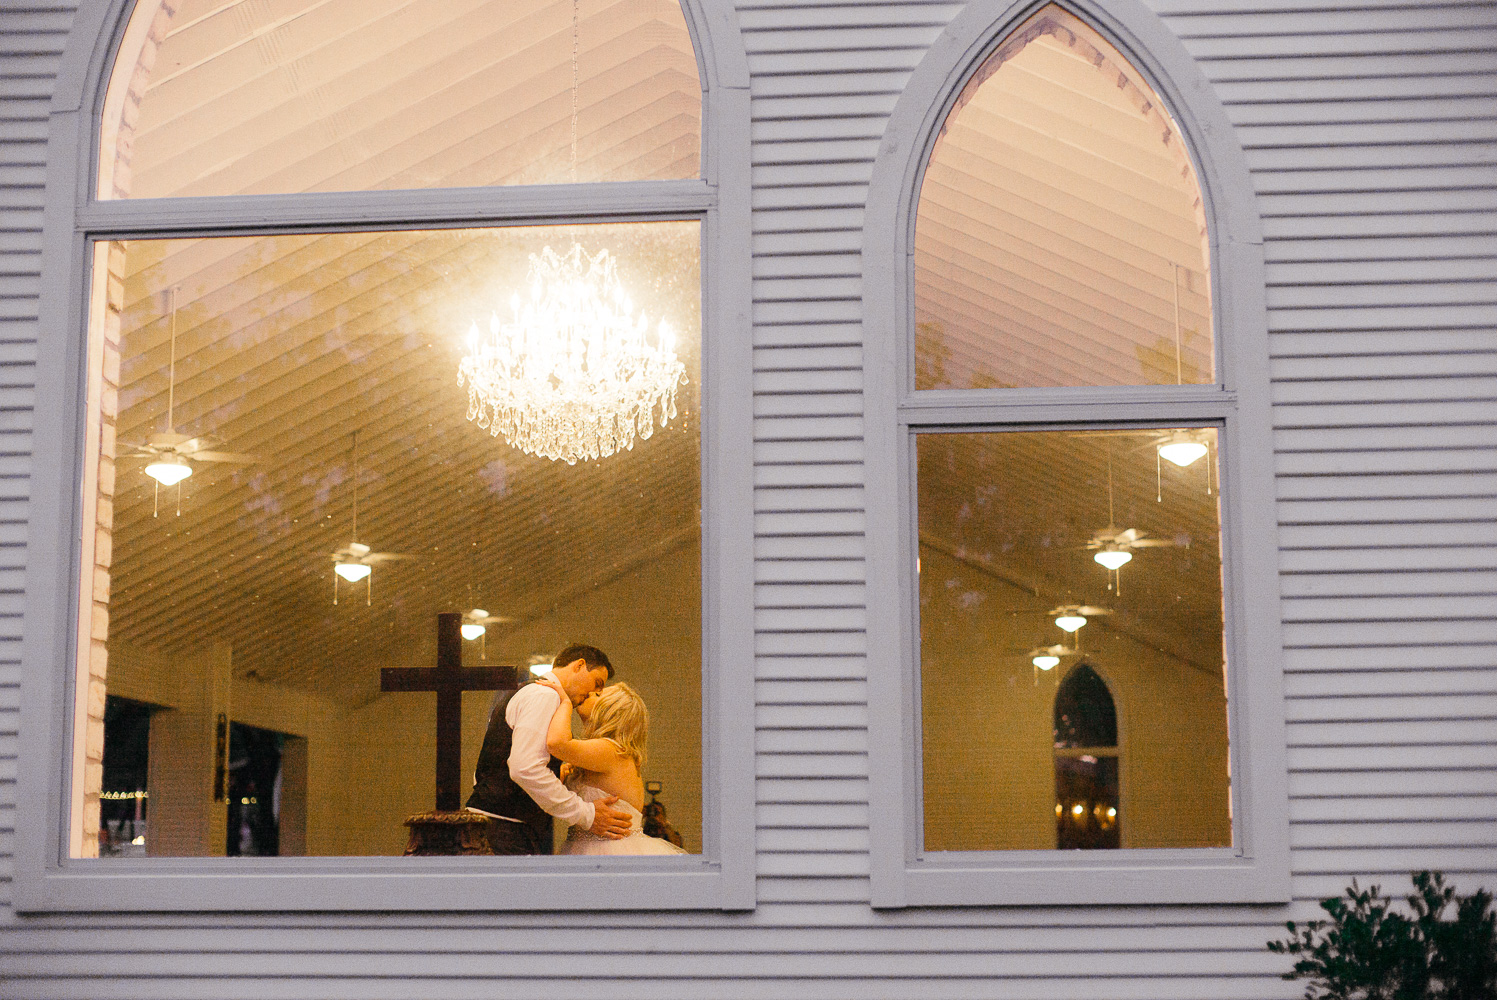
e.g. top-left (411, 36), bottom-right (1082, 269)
top-left (0, 0), bottom-right (1493, 997)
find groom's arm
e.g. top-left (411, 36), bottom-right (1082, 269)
top-left (506, 685), bottom-right (595, 829)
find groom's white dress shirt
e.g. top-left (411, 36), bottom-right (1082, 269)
top-left (503, 671), bottom-right (594, 829)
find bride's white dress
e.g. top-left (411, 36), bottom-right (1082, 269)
top-left (560, 777), bottom-right (686, 856)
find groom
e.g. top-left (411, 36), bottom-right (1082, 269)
top-left (466, 643), bottom-right (633, 854)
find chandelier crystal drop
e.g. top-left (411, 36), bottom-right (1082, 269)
top-left (458, 243), bottom-right (687, 465)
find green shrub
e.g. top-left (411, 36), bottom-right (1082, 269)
top-left (1268, 871), bottom-right (1496, 1000)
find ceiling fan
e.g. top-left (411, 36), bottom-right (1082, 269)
top-left (1079, 427), bottom-right (1215, 499)
top-left (120, 288), bottom-right (258, 515)
top-left (1085, 525), bottom-right (1180, 567)
top-left (460, 608), bottom-right (512, 640)
top-left (330, 431), bottom-right (410, 605)
top-left (1020, 642), bottom-right (1079, 684)
top-left (1083, 444), bottom-right (1185, 594)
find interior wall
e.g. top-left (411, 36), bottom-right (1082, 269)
top-left (919, 544), bottom-right (1230, 851)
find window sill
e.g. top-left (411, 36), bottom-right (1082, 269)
top-left (17, 855), bottom-right (736, 912)
top-left (878, 849), bottom-right (1289, 908)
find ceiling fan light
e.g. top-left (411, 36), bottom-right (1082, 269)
top-left (1094, 548), bottom-right (1132, 571)
top-left (461, 623), bottom-right (486, 641)
top-left (144, 458), bottom-right (192, 486)
top-left (1054, 614), bottom-right (1087, 633)
top-left (1032, 654), bottom-right (1060, 670)
top-left (334, 561), bottom-right (371, 583)
top-left (1158, 439), bottom-right (1208, 467)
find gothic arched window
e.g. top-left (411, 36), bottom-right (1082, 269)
top-left (865, 0), bottom-right (1287, 907)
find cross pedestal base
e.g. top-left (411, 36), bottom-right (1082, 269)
top-left (402, 810), bottom-right (494, 856)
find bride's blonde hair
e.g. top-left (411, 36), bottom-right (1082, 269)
top-left (582, 682), bottom-right (648, 768)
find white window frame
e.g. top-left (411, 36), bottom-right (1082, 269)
top-left (15, 0), bottom-right (756, 913)
top-left (862, 0), bottom-right (1291, 907)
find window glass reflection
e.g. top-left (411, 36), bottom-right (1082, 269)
top-left (100, 0), bottom-right (702, 199)
top-left (914, 6), bottom-right (1213, 389)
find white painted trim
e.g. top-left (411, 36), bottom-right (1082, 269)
top-left (863, 0), bottom-right (1289, 908)
top-left (15, 0), bottom-right (756, 913)
top-left (79, 181), bottom-right (718, 235)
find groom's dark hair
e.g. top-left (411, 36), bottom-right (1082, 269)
top-left (554, 643), bottom-right (614, 679)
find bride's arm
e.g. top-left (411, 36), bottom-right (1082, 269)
top-left (542, 683), bottom-right (574, 748)
top-left (537, 679), bottom-right (627, 772)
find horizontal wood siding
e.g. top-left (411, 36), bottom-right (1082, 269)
top-left (1, 0), bottom-right (1493, 996)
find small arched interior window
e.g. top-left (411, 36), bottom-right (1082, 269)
top-left (1053, 664), bottom-right (1119, 850)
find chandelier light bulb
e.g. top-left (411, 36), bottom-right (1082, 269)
top-left (1158, 437), bottom-right (1208, 467)
top-left (144, 458), bottom-right (192, 486)
top-left (334, 561), bottom-right (371, 583)
top-left (1032, 654), bottom-right (1060, 670)
top-left (458, 243), bottom-right (688, 465)
top-left (1094, 547), bottom-right (1132, 571)
top-left (1054, 614), bottom-right (1087, 633)
top-left (461, 623), bottom-right (486, 641)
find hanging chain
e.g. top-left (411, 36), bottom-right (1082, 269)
top-left (167, 285), bottom-right (179, 430)
top-left (351, 430), bottom-right (359, 541)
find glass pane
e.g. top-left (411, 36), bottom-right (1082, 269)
top-left (919, 428), bottom-right (1230, 851)
top-left (100, 0), bottom-right (701, 199)
top-left (76, 221), bottom-right (702, 857)
top-left (914, 6), bottom-right (1213, 389)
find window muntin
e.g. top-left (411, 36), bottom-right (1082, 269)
top-left (916, 427), bottom-right (1229, 854)
top-left (77, 221), bottom-right (703, 858)
top-left (100, 0), bottom-right (702, 200)
top-left (913, 6), bottom-right (1212, 390)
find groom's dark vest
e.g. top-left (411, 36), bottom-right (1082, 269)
top-left (466, 687), bottom-right (560, 853)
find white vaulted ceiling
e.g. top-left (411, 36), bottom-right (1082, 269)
top-left (109, 225), bottom-right (702, 701)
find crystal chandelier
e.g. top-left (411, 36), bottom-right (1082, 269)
top-left (455, 0), bottom-right (686, 465)
top-left (458, 244), bottom-right (686, 465)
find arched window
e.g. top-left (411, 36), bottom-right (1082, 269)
top-left (1053, 664), bottom-right (1119, 850)
top-left (22, 0), bottom-right (754, 913)
top-left (865, 1), bottom-right (1288, 907)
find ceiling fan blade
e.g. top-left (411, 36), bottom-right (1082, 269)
top-left (364, 552), bottom-right (415, 563)
top-left (191, 450), bottom-right (259, 464)
top-left (1132, 538), bottom-right (1178, 548)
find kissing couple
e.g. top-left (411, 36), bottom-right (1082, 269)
top-left (465, 643), bottom-right (685, 856)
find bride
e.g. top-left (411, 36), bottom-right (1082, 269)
top-left (538, 678), bottom-right (686, 855)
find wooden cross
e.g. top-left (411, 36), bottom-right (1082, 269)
top-left (380, 612), bottom-right (518, 812)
